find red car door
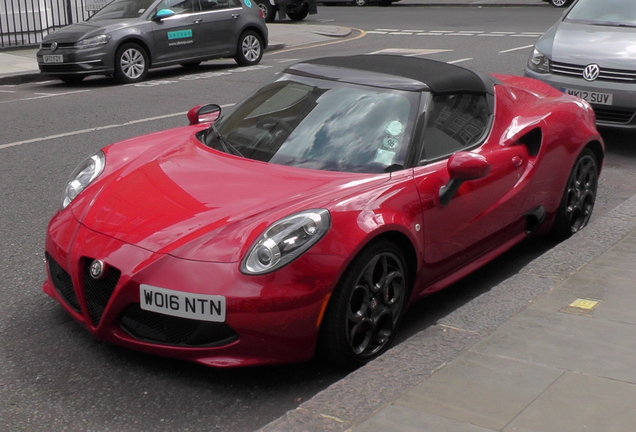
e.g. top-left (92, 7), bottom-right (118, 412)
top-left (412, 93), bottom-right (532, 288)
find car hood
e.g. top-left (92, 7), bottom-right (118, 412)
top-left (42, 20), bottom-right (138, 42)
top-left (72, 128), bottom-right (388, 262)
top-left (546, 21), bottom-right (636, 69)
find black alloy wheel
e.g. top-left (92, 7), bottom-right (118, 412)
top-left (551, 148), bottom-right (599, 239)
top-left (319, 240), bottom-right (409, 369)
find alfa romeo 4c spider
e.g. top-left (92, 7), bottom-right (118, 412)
top-left (43, 55), bottom-right (604, 369)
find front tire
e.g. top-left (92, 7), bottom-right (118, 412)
top-left (550, 0), bottom-right (569, 7)
top-left (318, 241), bottom-right (409, 369)
top-left (234, 31), bottom-right (263, 66)
top-left (114, 43), bottom-right (149, 84)
top-left (354, 0), bottom-right (368, 6)
top-left (551, 148), bottom-right (599, 240)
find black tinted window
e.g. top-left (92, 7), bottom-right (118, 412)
top-left (420, 93), bottom-right (490, 162)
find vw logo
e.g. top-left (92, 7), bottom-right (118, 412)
top-left (51, 41), bottom-right (58, 52)
top-left (583, 64), bottom-right (600, 82)
top-left (90, 259), bottom-right (106, 280)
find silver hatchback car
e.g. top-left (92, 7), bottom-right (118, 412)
top-left (525, 0), bottom-right (636, 129)
top-left (37, 0), bottom-right (268, 84)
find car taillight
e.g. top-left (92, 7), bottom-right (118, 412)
top-left (259, 9), bottom-right (265, 19)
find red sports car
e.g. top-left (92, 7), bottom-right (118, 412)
top-left (43, 55), bottom-right (603, 369)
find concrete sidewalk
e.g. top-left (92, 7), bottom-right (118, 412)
top-left (259, 196), bottom-right (636, 432)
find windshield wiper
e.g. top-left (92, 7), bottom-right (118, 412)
top-left (211, 124), bottom-right (243, 157)
top-left (586, 20), bottom-right (636, 28)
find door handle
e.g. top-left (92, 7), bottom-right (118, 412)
top-left (232, 13), bottom-right (240, 18)
top-left (193, 18), bottom-right (203, 23)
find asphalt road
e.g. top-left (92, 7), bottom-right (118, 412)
top-left (2, 5), bottom-right (636, 432)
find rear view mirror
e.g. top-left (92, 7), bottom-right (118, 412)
top-left (187, 104), bottom-right (221, 125)
top-left (153, 9), bottom-right (175, 20)
top-left (439, 152), bottom-right (491, 205)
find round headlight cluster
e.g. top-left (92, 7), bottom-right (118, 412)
top-left (527, 48), bottom-right (551, 74)
top-left (241, 209), bottom-right (331, 275)
top-left (61, 151), bottom-right (105, 209)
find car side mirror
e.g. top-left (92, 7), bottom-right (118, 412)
top-left (439, 151), bottom-right (491, 205)
top-left (153, 9), bottom-right (175, 20)
top-left (187, 104), bottom-right (221, 125)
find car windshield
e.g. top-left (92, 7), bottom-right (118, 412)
top-left (89, 0), bottom-right (157, 20)
top-left (207, 75), bottom-right (419, 173)
top-left (565, 0), bottom-right (636, 27)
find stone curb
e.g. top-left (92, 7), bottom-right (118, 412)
top-left (258, 194), bottom-right (636, 432)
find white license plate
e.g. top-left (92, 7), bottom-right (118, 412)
top-left (563, 88), bottom-right (613, 105)
top-left (140, 284), bottom-right (226, 322)
top-left (43, 55), bottom-right (64, 63)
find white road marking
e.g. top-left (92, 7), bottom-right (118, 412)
top-left (1, 89), bottom-right (90, 103)
top-left (0, 104), bottom-right (235, 150)
top-left (448, 58), bottom-right (473, 64)
top-left (369, 48), bottom-right (452, 56)
top-left (499, 44), bottom-right (535, 54)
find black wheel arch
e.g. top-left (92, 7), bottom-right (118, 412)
top-left (585, 140), bottom-right (604, 174)
top-left (115, 37), bottom-right (153, 68)
top-left (238, 25), bottom-right (268, 51)
top-left (343, 230), bottom-right (418, 299)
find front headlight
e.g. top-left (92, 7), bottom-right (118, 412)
top-left (61, 151), bottom-right (105, 209)
top-left (75, 34), bottom-right (110, 49)
top-left (527, 48), bottom-right (550, 74)
top-left (241, 209), bottom-right (331, 275)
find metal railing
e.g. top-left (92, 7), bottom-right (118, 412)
top-left (0, 0), bottom-right (95, 48)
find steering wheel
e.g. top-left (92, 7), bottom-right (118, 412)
top-left (256, 117), bottom-right (294, 134)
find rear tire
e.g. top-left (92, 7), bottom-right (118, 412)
top-left (255, 0), bottom-right (276, 22)
top-left (287, 2), bottom-right (309, 20)
top-left (318, 240), bottom-right (409, 369)
top-left (354, 0), bottom-right (368, 6)
top-left (550, 0), bottom-right (569, 7)
top-left (114, 43), bottom-right (149, 84)
top-left (234, 31), bottom-right (263, 66)
top-left (551, 148), bottom-right (599, 240)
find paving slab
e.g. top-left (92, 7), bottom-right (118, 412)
top-left (504, 372), bottom-right (636, 432)
top-left (394, 351), bottom-right (563, 431)
top-left (354, 404), bottom-right (497, 432)
top-left (472, 307), bottom-right (636, 384)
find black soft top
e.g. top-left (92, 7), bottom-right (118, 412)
top-left (285, 55), bottom-right (495, 95)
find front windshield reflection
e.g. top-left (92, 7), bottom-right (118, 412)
top-left (90, 0), bottom-right (157, 20)
top-left (209, 75), bottom-right (419, 173)
top-left (566, 0), bottom-right (636, 26)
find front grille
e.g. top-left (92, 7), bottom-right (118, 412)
top-left (119, 304), bottom-right (238, 347)
top-left (552, 61), bottom-right (636, 83)
top-left (39, 61), bottom-right (104, 73)
top-left (83, 259), bottom-right (121, 327)
top-left (593, 106), bottom-right (636, 124)
top-left (41, 42), bottom-right (75, 49)
top-left (47, 254), bottom-right (80, 312)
